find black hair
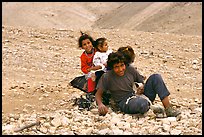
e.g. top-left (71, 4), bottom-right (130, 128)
top-left (78, 31), bottom-right (95, 47)
top-left (107, 51), bottom-right (127, 69)
top-left (94, 37), bottom-right (107, 51)
top-left (117, 46), bottom-right (135, 65)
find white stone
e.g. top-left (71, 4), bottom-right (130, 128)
top-left (51, 117), bottom-right (62, 127)
top-left (167, 117), bottom-right (177, 122)
top-left (2, 125), bottom-right (15, 131)
top-left (98, 128), bottom-right (110, 135)
top-left (170, 129), bottom-right (182, 135)
top-left (84, 127), bottom-right (93, 135)
top-left (112, 129), bottom-right (124, 135)
top-left (61, 116), bottom-right (70, 126)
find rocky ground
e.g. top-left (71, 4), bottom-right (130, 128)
top-left (2, 2), bottom-right (202, 135)
top-left (2, 25), bottom-right (202, 135)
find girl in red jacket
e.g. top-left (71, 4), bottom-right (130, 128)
top-left (78, 32), bottom-right (101, 92)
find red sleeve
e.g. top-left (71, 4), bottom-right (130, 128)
top-left (80, 50), bottom-right (96, 74)
top-left (80, 53), bottom-right (90, 74)
top-left (81, 58), bottom-right (89, 74)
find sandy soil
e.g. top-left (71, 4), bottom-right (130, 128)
top-left (2, 2), bottom-right (202, 116)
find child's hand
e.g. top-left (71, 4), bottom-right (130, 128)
top-left (104, 63), bottom-right (107, 67)
top-left (137, 85), bottom-right (144, 95)
top-left (98, 103), bottom-right (108, 116)
top-left (136, 83), bottom-right (144, 95)
top-left (87, 68), bottom-right (91, 72)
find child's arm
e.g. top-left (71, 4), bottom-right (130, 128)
top-left (81, 61), bottom-right (89, 74)
top-left (87, 65), bottom-right (102, 72)
top-left (81, 55), bottom-right (101, 73)
top-left (81, 55), bottom-right (91, 74)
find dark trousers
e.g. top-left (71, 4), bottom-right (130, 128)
top-left (144, 73), bottom-right (170, 102)
top-left (95, 70), bottom-right (105, 85)
top-left (118, 73), bottom-right (170, 114)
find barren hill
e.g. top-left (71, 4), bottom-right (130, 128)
top-left (2, 2), bottom-right (123, 30)
top-left (2, 2), bottom-right (202, 36)
top-left (92, 2), bottom-right (202, 36)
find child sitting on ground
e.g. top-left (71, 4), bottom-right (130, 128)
top-left (117, 46), bottom-right (146, 95)
top-left (78, 31), bottom-right (101, 93)
top-left (92, 37), bottom-right (113, 85)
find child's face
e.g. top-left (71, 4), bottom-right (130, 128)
top-left (113, 62), bottom-right (126, 76)
top-left (98, 41), bottom-right (108, 52)
top-left (81, 39), bottom-right (93, 53)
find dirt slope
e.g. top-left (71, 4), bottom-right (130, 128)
top-left (2, 2), bottom-right (202, 36)
top-left (2, 25), bottom-right (202, 114)
top-left (2, 0), bottom-right (202, 115)
top-left (2, 2), bottom-right (123, 30)
top-left (134, 2), bottom-right (202, 36)
top-left (93, 2), bottom-right (202, 36)
top-left (92, 2), bottom-right (154, 29)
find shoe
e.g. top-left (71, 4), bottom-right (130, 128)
top-left (151, 105), bottom-right (164, 114)
top-left (86, 93), bottom-right (95, 102)
top-left (165, 105), bottom-right (181, 117)
top-left (77, 95), bottom-right (91, 110)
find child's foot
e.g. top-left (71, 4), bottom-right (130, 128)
top-left (151, 105), bottom-right (164, 114)
top-left (165, 105), bottom-right (181, 117)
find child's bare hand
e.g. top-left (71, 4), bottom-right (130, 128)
top-left (136, 85), bottom-right (144, 95)
top-left (103, 63), bottom-right (107, 67)
top-left (87, 68), bottom-right (91, 72)
top-left (98, 104), bottom-right (108, 116)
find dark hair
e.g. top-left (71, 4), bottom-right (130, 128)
top-left (107, 51), bottom-right (127, 69)
top-left (117, 46), bottom-right (135, 64)
top-left (78, 31), bottom-right (95, 47)
top-left (94, 37), bottom-right (107, 51)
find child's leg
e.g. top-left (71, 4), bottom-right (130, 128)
top-left (143, 73), bottom-right (180, 117)
top-left (95, 71), bottom-right (105, 85)
top-left (91, 73), bottom-right (96, 81)
top-left (87, 78), bottom-right (95, 92)
top-left (143, 73), bottom-right (170, 102)
top-left (118, 96), bottom-right (150, 114)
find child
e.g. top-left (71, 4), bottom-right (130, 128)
top-left (78, 32), bottom-right (101, 92)
top-left (95, 51), bottom-right (181, 117)
top-left (117, 46), bottom-right (135, 65)
top-left (117, 46), bottom-right (146, 95)
top-left (92, 37), bottom-right (113, 84)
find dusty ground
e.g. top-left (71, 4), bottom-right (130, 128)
top-left (2, 2), bottom-right (202, 122)
top-left (2, 26), bottom-right (202, 115)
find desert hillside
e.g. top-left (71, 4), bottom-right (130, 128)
top-left (2, 2), bottom-right (202, 36)
top-left (2, 2), bottom-right (202, 135)
top-left (93, 2), bottom-right (202, 36)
